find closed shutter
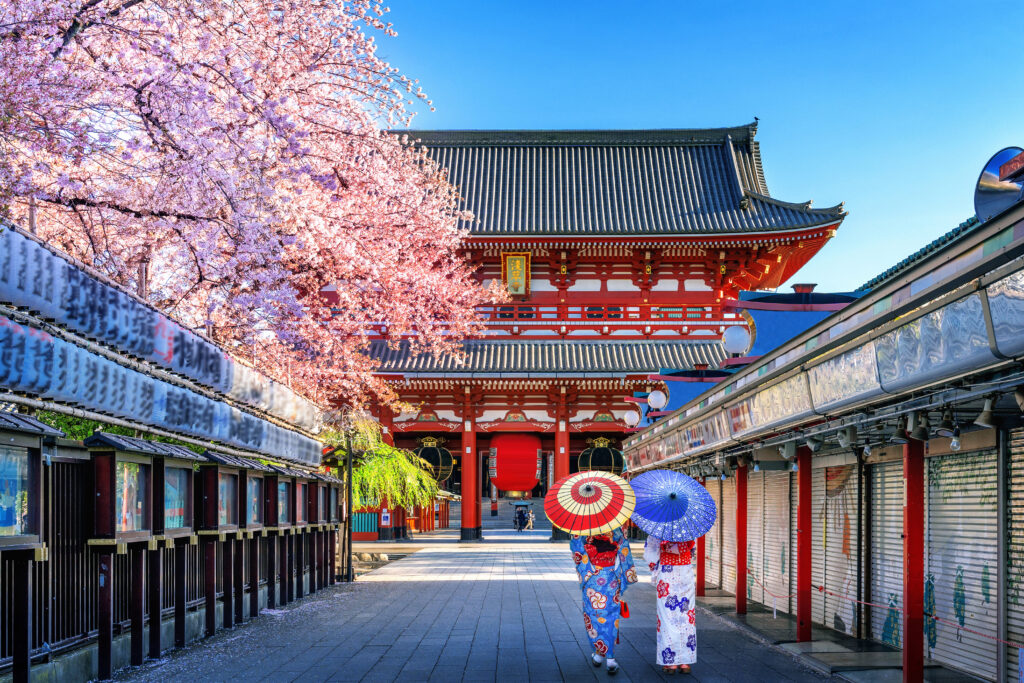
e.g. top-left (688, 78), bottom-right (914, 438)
top-left (790, 470), bottom-right (799, 611)
top-left (764, 470), bottom-right (792, 614)
top-left (869, 460), bottom-right (904, 648)
top-left (722, 476), bottom-right (737, 596)
top-left (811, 466), bottom-right (826, 625)
top-left (704, 478), bottom-right (722, 589)
top-left (1008, 429), bottom-right (1024, 683)
top-left (823, 463), bottom-right (860, 636)
top-left (925, 449), bottom-right (998, 680)
top-left (747, 470), bottom-right (765, 606)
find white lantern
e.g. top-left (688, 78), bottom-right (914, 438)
top-left (623, 410), bottom-right (641, 427)
top-left (721, 325), bottom-right (752, 356)
top-left (647, 390), bottom-right (668, 410)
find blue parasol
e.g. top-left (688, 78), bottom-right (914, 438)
top-left (630, 470), bottom-right (717, 542)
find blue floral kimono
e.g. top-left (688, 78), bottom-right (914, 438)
top-left (570, 528), bottom-right (638, 658)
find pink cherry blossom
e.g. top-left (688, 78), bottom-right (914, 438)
top-left (0, 0), bottom-right (497, 408)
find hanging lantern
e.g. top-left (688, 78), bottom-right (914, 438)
top-left (489, 433), bottom-right (542, 498)
top-left (578, 436), bottom-right (624, 475)
top-left (415, 437), bottom-right (453, 483)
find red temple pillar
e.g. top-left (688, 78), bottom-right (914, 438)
top-left (903, 438), bottom-right (925, 681)
top-left (797, 446), bottom-right (812, 641)
top-left (461, 391), bottom-right (479, 540)
top-left (735, 464), bottom-right (747, 615)
top-left (696, 478), bottom-right (706, 597)
top-left (555, 388), bottom-right (570, 482)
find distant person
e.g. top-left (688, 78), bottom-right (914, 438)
top-left (644, 536), bottom-right (698, 674)
top-left (569, 527), bottom-right (638, 675)
top-left (515, 507), bottom-right (526, 532)
top-left (526, 509), bottom-right (535, 530)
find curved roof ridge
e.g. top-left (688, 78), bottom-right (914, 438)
top-left (398, 123), bottom-right (759, 147)
top-left (744, 190), bottom-right (846, 217)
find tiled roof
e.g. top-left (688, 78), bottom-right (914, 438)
top-left (403, 124), bottom-right (845, 237)
top-left (84, 432), bottom-right (206, 460)
top-left (203, 450), bottom-right (274, 471)
top-left (859, 216), bottom-right (980, 291)
top-left (0, 412), bottom-right (63, 438)
top-left (370, 340), bottom-right (726, 375)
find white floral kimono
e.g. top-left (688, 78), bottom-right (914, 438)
top-left (644, 536), bottom-right (697, 666)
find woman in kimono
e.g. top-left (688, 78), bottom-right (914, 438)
top-left (569, 527), bottom-right (638, 674)
top-left (644, 536), bottom-right (697, 674)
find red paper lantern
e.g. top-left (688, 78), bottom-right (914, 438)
top-left (489, 433), bottom-right (541, 497)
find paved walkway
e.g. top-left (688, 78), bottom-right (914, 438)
top-left (117, 529), bottom-right (833, 682)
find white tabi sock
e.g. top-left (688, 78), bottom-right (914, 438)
top-left (606, 658), bottom-right (618, 668)
top-left (592, 652), bottom-right (606, 665)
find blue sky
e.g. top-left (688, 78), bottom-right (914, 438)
top-left (381, 1), bottom-right (1024, 291)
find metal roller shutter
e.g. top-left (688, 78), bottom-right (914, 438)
top-left (704, 478), bottom-right (722, 589)
top-left (823, 463), bottom-right (860, 636)
top-left (925, 449), bottom-right (998, 680)
top-left (722, 476), bottom-right (737, 596)
top-left (869, 460), bottom-right (904, 648)
top-left (748, 470), bottom-right (765, 606)
top-left (790, 470), bottom-right (799, 613)
top-left (1008, 429), bottom-right (1024, 683)
top-left (812, 466), bottom-right (826, 625)
top-left (764, 470), bottom-right (792, 614)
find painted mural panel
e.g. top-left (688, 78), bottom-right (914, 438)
top-left (926, 450), bottom-right (998, 680)
top-left (729, 374), bottom-right (814, 439)
top-left (986, 266), bottom-right (1024, 358)
top-left (807, 343), bottom-right (884, 414)
top-left (874, 293), bottom-right (993, 393)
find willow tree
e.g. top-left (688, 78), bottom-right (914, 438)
top-left (321, 415), bottom-right (438, 509)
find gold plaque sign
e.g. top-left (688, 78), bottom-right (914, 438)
top-left (501, 252), bottom-right (531, 296)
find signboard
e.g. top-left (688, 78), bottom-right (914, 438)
top-left (547, 452), bottom-right (554, 488)
top-left (535, 450), bottom-right (543, 479)
top-left (380, 509), bottom-right (390, 526)
top-left (1001, 149), bottom-right (1024, 181)
top-left (501, 252), bottom-right (531, 297)
top-left (487, 447), bottom-right (497, 478)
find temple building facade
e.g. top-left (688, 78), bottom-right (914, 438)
top-left (370, 123), bottom-right (846, 540)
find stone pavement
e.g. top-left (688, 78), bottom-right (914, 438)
top-left (117, 528), bottom-right (835, 682)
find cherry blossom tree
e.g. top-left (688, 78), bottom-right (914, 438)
top-left (0, 0), bottom-right (492, 406)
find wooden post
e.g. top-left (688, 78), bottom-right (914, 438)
top-left (279, 535), bottom-right (289, 605)
top-left (903, 438), bottom-right (925, 681)
top-left (98, 551), bottom-right (114, 680)
top-left (311, 530), bottom-right (319, 593)
top-left (222, 537), bottom-right (234, 629)
top-left (735, 464), bottom-right (747, 615)
top-left (797, 447), bottom-right (812, 642)
top-left (12, 557), bottom-right (32, 683)
top-left (295, 532), bottom-right (304, 599)
top-left (148, 546), bottom-right (162, 659)
top-left (131, 546), bottom-right (145, 666)
top-left (234, 536), bottom-right (244, 622)
top-left (249, 535), bottom-right (260, 618)
top-left (204, 539), bottom-right (217, 637)
top-left (287, 534), bottom-right (295, 602)
top-left (174, 542), bottom-right (186, 648)
top-left (266, 534), bottom-right (277, 608)
top-left (696, 478), bottom-right (706, 597)
top-left (329, 528), bottom-right (337, 585)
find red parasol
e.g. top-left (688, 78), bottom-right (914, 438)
top-left (544, 471), bottom-right (635, 536)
